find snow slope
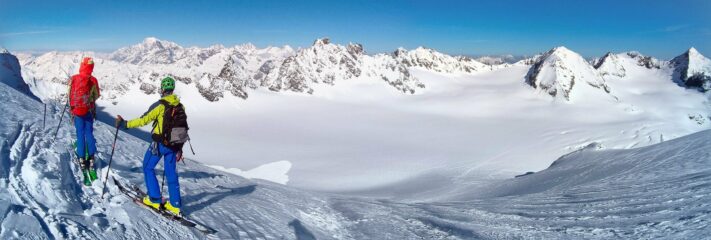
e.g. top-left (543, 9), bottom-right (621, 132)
top-left (0, 79), bottom-right (710, 239)
top-left (345, 130), bottom-right (711, 239)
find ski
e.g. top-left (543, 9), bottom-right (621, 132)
top-left (112, 177), bottom-right (217, 235)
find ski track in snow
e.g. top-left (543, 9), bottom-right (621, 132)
top-left (1, 72), bottom-right (711, 239)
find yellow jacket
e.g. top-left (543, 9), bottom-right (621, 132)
top-left (126, 94), bottom-right (182, 136)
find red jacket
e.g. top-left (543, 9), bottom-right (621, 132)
top-left (69, 57), bottom-right (100, 116)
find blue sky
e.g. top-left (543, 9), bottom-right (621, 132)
top-left (1, 0), bottom-right (709, 58)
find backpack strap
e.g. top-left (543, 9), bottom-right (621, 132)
top-left (67, 76), bottom-right (73, 102)
top-left (150, 100), bottom-right (170, 137)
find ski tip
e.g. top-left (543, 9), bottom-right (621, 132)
top-left (199, 227), bottom-right (218, 235)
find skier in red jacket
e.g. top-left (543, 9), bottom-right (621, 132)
top-left (68, 57), bottom-right (101, 185)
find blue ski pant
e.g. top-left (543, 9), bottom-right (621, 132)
top-left (73, 114), bottom-right (96, 158)
top-left (143, 142), bottom-right (181, 208)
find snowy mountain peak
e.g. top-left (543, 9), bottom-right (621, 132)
top-left (547, 46), bottom-right (585, 60)
top-left (140, 37), bottom-right (180, 49)
top-left (143, 36), bottom-right (159, 44)
top-left (0, 48), bottom-right (9, 54)
top-left (671, 47), bottom-right (711, 91)
top-left (109, 37), bottom-right (184, 64)
top-left (393, 46), bottom-right (490, 74)
top-left (414, 46), bottom-right (432, 52)
top-left (312, 37), bottom-right (331, 46)
top-left (550, 46), bottom-right (572, 54)
top-left (592, 52), bottom-right (614, 68)
top-left (623, 51), bottom-right (663, 69)
top-left (525, 46), bottom-right (610, 101)
top-left (237, 42), bottom-right (257, 51)
top-left (688, 47), bottom-right (700, 55)
top-left (593, 52), bottom-right (626, 78)
top-left (393, 47), bottom-right (407, 58)
top-left (347, 42), bottom-right (364, 55)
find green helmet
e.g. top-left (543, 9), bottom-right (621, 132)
top-left (161, 77), bottom-right (175, 91)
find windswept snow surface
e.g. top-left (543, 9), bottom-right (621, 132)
top-left (0, 80), bottom-right (710, 239)
top-left (335, 130), bottom-right (711, 239)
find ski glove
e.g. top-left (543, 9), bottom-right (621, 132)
top-left (115, 115), bottom-right (124, 128)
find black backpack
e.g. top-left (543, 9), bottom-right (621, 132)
top-left (153, 100), bottom-right (190, 150)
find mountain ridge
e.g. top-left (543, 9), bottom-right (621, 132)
top-left (14, 37), bottom-right (711, 105)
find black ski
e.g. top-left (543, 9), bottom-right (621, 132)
top-left (112, 177), bottom-right (217, 235)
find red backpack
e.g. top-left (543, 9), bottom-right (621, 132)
top-left (69, 75), bottom-right (95, 116)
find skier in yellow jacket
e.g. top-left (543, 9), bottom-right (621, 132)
top-left (116, 76), bottom-right (188, 215)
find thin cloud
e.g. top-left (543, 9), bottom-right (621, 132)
top-left (0, 30), bottom-right (57, 37)
top-left (660, 25), bottom-right (688, 32)
top-left (647, 24), bottom-right (689, 33)
top-left (466, 39), bottom-right (489, 43)
top-left (638, 24), bottom-right (690, 35)
top-left (252, 29), bottom-right (289, 34)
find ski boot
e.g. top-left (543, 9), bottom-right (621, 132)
top-left (164, 201), bottom-right (182, 216)
top-left (88, 155), bottom-right (98, 181)
top-left (142, 196), bottom-right (162, 210)
top-left (80, 158), bottom-right (92, 186)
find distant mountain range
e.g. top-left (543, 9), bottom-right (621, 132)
top-left (13, 37), bottom-right (711, 104)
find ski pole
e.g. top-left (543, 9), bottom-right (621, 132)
top-left (53, 102), bottom-right (68, 141)
top-left (187, 139), bottom-right (196, 155)
top-left (160, 157), bottom-right (167, 197)
top-left (160, 167), bottom-right (166, 197)
top-left (101, 120), bottom-right (122, 199)
top-left (43, 103), bottom-right (47, 130)
top-left (55, 69), bottom-right (72, 139)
